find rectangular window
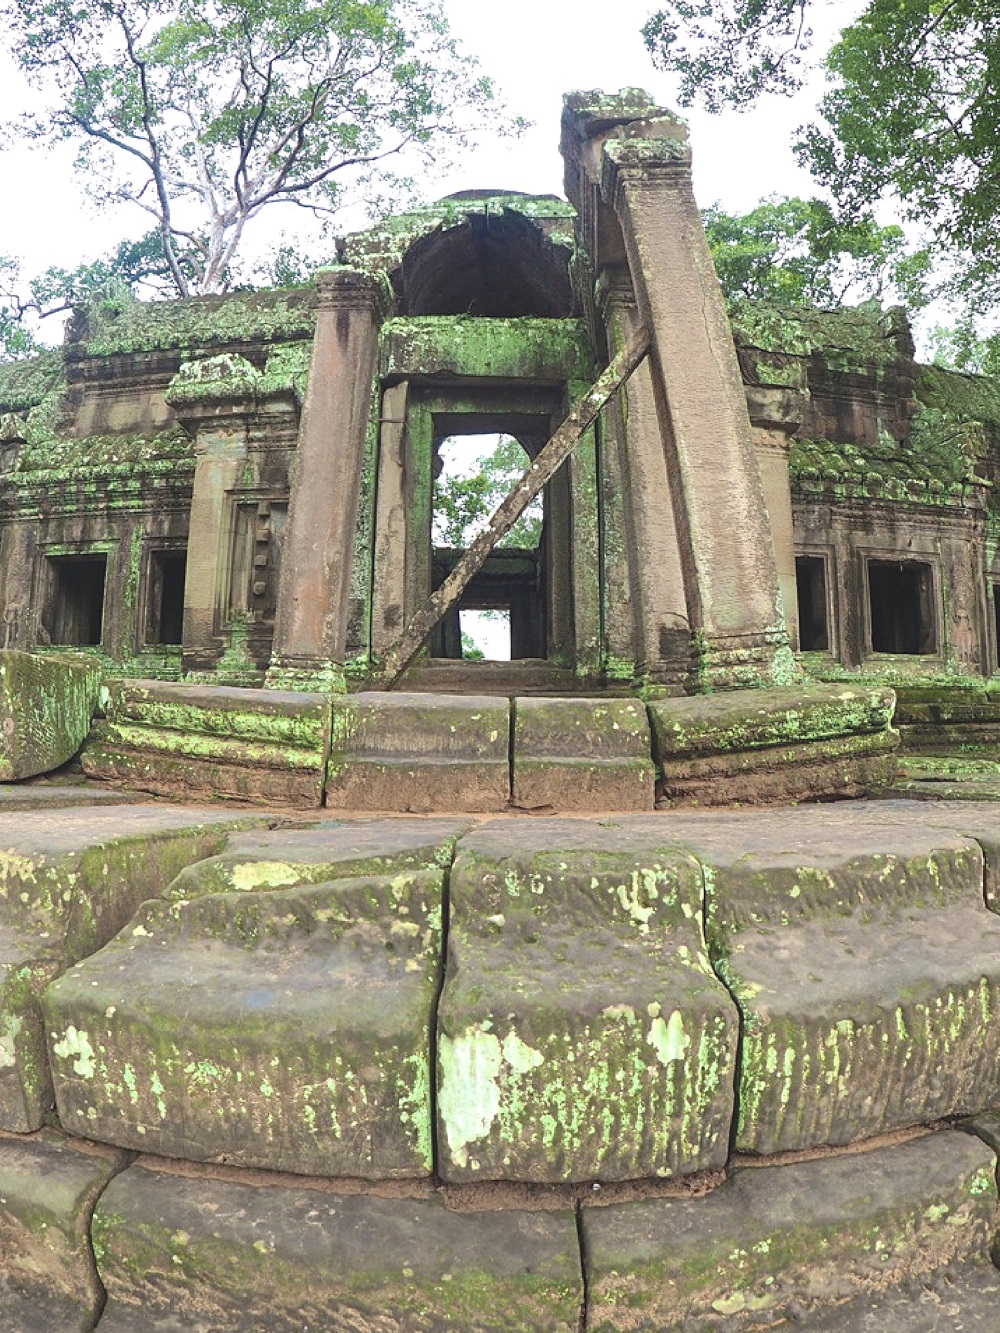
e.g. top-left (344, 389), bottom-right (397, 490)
top-left (45, 554), bottom-right (107, 646)
top-left (795, 556), bottom-right (829, 652)
top-left (867, 559), bottom-right (937, 655)
top-left (145, 550), bottom-right (187, 645)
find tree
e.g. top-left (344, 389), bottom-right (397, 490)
top-left (433, 435), bottom-right (543, 552)
top-left (703, 195), bottom-right (931, 309)
top-left (2, 0), bottom-right (506, 296)
top-left (643, 2), bottom-right (1000, 314)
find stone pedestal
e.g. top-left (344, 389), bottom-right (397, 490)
top-left (267, 268), bottom-right (381, 693)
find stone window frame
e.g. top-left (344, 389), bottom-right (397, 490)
top-left (139, 537), bottom-right (189, 650)
top-left (858, 547), bottom-right (943, 663)
top-left (793, 544), bottom-right (837, 661)
top-left (31, 539), bottom-right (118, 652)
top-left (221, 489), bottom-right (289, 630)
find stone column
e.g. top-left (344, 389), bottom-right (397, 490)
top-left (598, 268), bottom-right (689, 690)
top-left (267, 269), bottom-right (380, 692)
top-left (601, 125), bottom-right (794, 690)
top-left (165, 356), bottom-right (258, 674)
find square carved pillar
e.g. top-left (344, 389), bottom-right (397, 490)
top-left (267, 269), bottom-right (381, 693)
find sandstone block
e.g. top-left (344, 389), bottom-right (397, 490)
top-left (0, 1127), bottom-right (127, 1332)
top-left (0, 804), bottom-right (249, 1131)
top-left (44, 867), bottom-right (446, 1177)
top-left (436, 819), bottom-right (738, 1182)
top-left (81, 681), bottom-right (331, 806)
top-left (582, 1130), bottom-right (997, 1330)
top-left (0, 650), bottom-right (101, 781)
top-left (649, 682), bottom-right (897, 804)
top-left (690, 805), bottom-right (1000, 1153)
top-left (327, 692), bottom-right (510, 812)
top-left (95, 1164), bottom-right (583, 1331)
top-left (512, 697), bottom-right (654, 811)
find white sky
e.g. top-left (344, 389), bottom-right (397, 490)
top-left (0, 0), bottom-right (869, 285)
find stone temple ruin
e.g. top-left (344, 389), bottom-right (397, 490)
top-left (3, 90), bottom-right (1000, 1329)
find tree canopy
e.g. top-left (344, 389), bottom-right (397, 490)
top-left (702, 195), bottom-right (931, 309)
top-left (1, 0), bottom-right (505, 297)
top-left (644, 1), bottom-right (1000, 316)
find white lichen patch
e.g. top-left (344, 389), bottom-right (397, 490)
top-left (438, 1025), bottom-right (503, 1169)
top-left (229, 862), bottom-right (302, 893)
top-left (0, 1013), bottom-right (22, 1069)
top-left (53, 1025), bottom-right (96, 1078)
top-left (647, 1010), bottom-right (690, 1066)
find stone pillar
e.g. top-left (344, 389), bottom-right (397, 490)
top-left (598, 268), bottom-right (689, 690)
top-left (745, 380), bottom-right (809, 649)
top-left (165, 357), bottom-right (258, 674)
top-left (601, 130), bottom-right (792, 689)
top-left (267, 269), bottom-right (380, 692)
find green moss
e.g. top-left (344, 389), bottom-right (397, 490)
top-left (0, 350), bottom-right (66, 414)
top-left (72, 289), bottom-right (317, 358)
top-left (730, 299), bottom-right (909, 371)
top-left (13, 425), bottom-right (193, 485)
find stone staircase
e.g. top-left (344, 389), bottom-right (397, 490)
top-left (3, 794), bottom-right (1000, 1326)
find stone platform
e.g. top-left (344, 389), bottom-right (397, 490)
top-left (0, 790), bottom-right (999, 1326)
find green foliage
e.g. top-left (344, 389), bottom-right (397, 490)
top-left (703, 195), bottom-right (931, 308)
top-left (433, 435), bottom-right (543, 551)
top-left (1, 0), bottom-right (509, 296)
top-left (645, 1), bottom-right (1000, 315)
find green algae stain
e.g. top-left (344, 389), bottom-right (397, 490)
top-left (647, 1011), bottom-right (690, 1066)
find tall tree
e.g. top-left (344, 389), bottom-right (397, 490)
top-left (643, 1), bottom-right (1000, 312)
top-left (2, 0), bottom-right (506, 296)
top-left (703, 195), bottom-right (931, 309)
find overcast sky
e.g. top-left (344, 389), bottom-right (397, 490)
top-left (0, 0), bottom-right (867, 284)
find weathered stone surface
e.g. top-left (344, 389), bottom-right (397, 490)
top-left (0, 782), bottom-right (134, 810)
top-left (0, 650), bottom-right (101, 781)
top-left (656, 802), bottom-right (1000, 1152)
top-left (327, 692), bottom-right (510, 812)
top-left (0, 1127), bottom-right (128, 1332)
top-left (582, 1131), bottom-right (997, 1331)
top-left (512, 697), bottom-right (654, 811)
top-left (649, 683), bottom-right (897, 804)
top-left (437, 818), bottom-right (738, 1183)
top-left (81, 682), bottom-right (331, 806)
top-left (793, 1265), bottom-right (1000, 1332)
top-left (161, 817), bottom-right (470, 902)
top-left (44, 865), bottom-right (446, 1176)
top-left (95, 1163), bottom-right (583, 1331)
top-left (0, 804), bottom-right (250, 1132)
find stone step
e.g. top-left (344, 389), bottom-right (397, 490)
top-left (42, 821), bottom-right (466, 1178)
top-left (512, 696), bottom-right (655, 812)
top-left (80, 680), bottom-right (332, 806)
top-left (0, 1127), bottom-right (128, 1332)
top-left (94, 1161), bottom-right (584, 1332)
top-left (437, 818), bottom-right (737, 1182)
top-left (327, 691), bottom-right (511, 812)
top-left (0, 803), bottom-right (255, 1131)
top-left (582, 1130), bottom-right (997, 1330)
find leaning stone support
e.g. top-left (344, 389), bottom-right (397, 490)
top-left (598, 114), bottom-right (794, 690)
top-left (268, 268), bottom-right (381, 693)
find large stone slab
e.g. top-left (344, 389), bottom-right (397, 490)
top-left (582, 1130), bottom-right (997, 1330)
top-left (793, 1264), bottom-right (1000, 1331)
top-left (0, 650), bottom-right (101, 781)
top-left (653, 803), bottom-right (1000, 1153)
top-left (0, 804), bottom-right (251, 1131)
top-left (326, 692), bottom-right (510, 812)
top-left (95, 1163), bottom-right (583, 1331)
top-left (436, 819), bottom-right (738, 1182)
top-left (512, 697), bottom-right (654, 811)
top-left (0, 1127), bottom-right (128, 1332)
top-left (649, 682), bottom-right (897, 804)
top-left (81, 681), bottom-right (332, 806)
top-left (43, 824), bottom-right (456, 1176)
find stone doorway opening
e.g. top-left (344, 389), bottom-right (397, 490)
top-left (429, 429), bottom-right (548, 663)
top-left (867, 558), bottom-right (937, 655)
top-left (42, 553), bottom-right (108, 646)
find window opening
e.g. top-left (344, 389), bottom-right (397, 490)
top-left (460, 609), bottom-right (512, 661)
top-left (45, 554), bottom-right (107, 646)
top-left (795, 556), bottom-right (829, 651)
top-left (433, 434), bottom-right (541, 550)
top-left (146, 551), bottom-right (187, 645)
top-left (867, 559), bottom-right (936, 655)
